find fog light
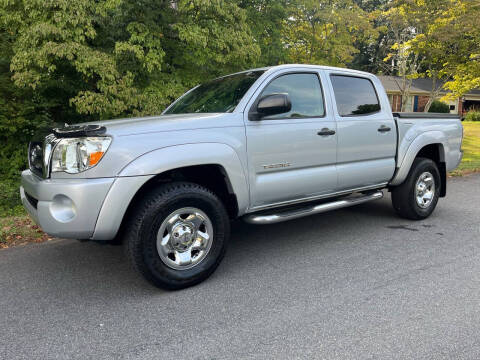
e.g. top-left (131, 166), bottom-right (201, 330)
top-left (50, 194), bottom-right (76, 222)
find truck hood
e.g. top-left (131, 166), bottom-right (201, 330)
top-left (88, 113), bottom-right (233, 137)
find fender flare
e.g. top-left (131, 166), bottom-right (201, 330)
top-left (390, 131), bottom-right (447, 186)
top-left (118, 143), bottom-right (249, 210)
top-left (92, 143), bottom-right (249, 240)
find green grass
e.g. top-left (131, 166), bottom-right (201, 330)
top-left (450, 121), bottom-right (480, 176)
top-left (0, 215), bottom-right (51, 248)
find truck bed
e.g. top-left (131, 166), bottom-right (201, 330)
top-left (393, 112), bottom-right (460, 119)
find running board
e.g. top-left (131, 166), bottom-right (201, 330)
top-left (243, 191), bottom-right (384, 225)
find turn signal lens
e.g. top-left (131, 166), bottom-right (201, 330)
top-left (89, 151), bottom-right (105, 166)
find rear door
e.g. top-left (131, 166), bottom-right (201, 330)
top-left (327, 73), bottom-right (397, 190)
top-left (244, 70), bottom-right (338, 209)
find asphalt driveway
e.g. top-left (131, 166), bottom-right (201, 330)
top-left (1, 174), bottom-right (480, 359)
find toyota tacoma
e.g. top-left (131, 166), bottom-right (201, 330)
top-left (21, 65), bottom-right (463, 289)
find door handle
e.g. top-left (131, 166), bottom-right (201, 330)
top-left (378, 125), bottom-right (391, 133)
top-left (317, 128), bottom-right (336, 136)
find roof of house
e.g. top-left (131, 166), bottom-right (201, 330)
top-left (377, 75), bottom-right (480, 96)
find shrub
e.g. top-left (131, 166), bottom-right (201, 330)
top-left (428, 100), bottom-right (450, 113)
top-left (0, 180), bottom-right (24, 217)
top-left (465, 111), bottom-right (480, 122)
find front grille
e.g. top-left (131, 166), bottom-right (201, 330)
top-left (28, 141), bottom-right (44, 177)
top-left (28, 134), bottom-right (57, 178)
top-left (25, 192), bottom-right (38, 209)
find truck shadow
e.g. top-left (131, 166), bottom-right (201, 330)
top-left (229, 196), bottom-right (397, 252)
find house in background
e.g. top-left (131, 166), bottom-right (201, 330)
top-left (378, 75), bottom-right (480, 115)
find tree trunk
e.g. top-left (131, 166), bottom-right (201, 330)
top-left (424, 97), bottom-right (434, 112)
top-left (400, 77), bottom-right (412, 112)
top-left (424, 74), bottom-right (446, 112)
top-left (424, 76), bottom-right (437, 112)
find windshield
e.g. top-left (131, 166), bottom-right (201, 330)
top-left (164, 70), bottom-right (265, 114)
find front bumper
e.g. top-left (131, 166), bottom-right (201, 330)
top-left (20, 170), bottom-right (114, 239)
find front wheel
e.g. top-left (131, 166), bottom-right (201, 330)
top-left (391, 157), bottom-right (441, 220)
top-left (125, 182), bottom-right (230, 290)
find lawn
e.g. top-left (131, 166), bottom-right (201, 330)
top-left (0, 215), bottom-right (52, 249)
top-left (450, 121), bottom-right (480, 175)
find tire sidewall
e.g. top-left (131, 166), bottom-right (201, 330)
top-left (138, 186), bottom-right (229, 289)
top-left (408, 159), bottom-right (441, 218)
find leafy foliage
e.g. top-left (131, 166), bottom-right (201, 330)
top-left (0, 180), bottom-right (24, 216)
top-left (439, 0), bottom-right (480, 98)
top-left (1, 0), bottom-right (260, 119)
top-left (384, 0), bottom-right (480, 102)
top-left (0, 29), bottom-right (52, 209)
top-left (465, 111), bottom-right (480, 122)
top-left (428, 101), bottom-right (450, 113)
top-left (283, 0), bottom-right (378, 66)
top-left (238, 0), bottom-right (289, 66)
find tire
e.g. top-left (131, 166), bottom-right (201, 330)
top-left (391, 157), bottom-right (441, 220)
top-left (125, 182), bottom-right (230, 290)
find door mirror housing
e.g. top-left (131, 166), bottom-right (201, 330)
top-left (252, 93), bottom-right (292, 120)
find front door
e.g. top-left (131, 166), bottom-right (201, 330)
top-left (245, 71), bottom-right (338, 209)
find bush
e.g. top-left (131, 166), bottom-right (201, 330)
top-left (465, 111), bottom-right (480, 122)
top-left (0, 180), bottom-right (24, 217)
top-left (428, 100), bottom-right (450, 113)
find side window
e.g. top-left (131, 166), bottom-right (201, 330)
top-left (259, 73), bottom-right (325, 119)
top-left (331, 75), bottom-right (381, 116)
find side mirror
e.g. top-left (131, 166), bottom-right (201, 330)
top-left (254, 93), bottom-right (292, 119)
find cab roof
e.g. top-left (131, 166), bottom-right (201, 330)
top-left (232, 64), bottom-right (374, 78)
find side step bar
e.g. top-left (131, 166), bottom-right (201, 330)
top-left (243, 191), bottom-right (384, 225)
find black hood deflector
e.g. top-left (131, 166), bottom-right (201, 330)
top-left (53, 124), bottom-right (107, 138)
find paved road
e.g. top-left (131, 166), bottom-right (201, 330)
top-left (1, 174), bottom-right (480, 359)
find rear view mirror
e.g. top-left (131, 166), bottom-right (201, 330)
top-left (255, 93), bottom-right (292, 118)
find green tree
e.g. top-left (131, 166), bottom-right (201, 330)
top-left (1, 0), bottom-right (260, 120)
top-left (238, 0), bottom-right (289, 66)
top-left (283, 0), bottom-right (377, 67)
top-left (436, 0), bottom-right (480, 99)
top-left (353, 0), bottom-right (389, 12)
top-left (350, 0), bottom-right (390, 73)
top-left (385, 0), bottom-right (480, 110)
top-left (0, 30), bottom-right (53, 213)
top-left (381, 2), bottom-right (421, 111)
top-left (391, 0), bottom-right (460, 111)
top-left (0, 30), bottom-right (51, 176)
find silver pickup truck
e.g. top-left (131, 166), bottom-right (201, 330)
top-left (20, 64), bottom-right (463, 289)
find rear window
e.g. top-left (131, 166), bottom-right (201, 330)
top-left (331, 75), bottom-right (381, 116)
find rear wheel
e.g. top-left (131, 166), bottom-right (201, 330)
top-left (391, 157), bottom-right (441, 220)
top-left (125, 182), bottom-right (230, 290)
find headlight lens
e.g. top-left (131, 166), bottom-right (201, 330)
top-left (51, 137), bottom-right (112, 174)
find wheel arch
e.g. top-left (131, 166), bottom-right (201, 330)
top-left (390, 132), bottom-right (447, 196)
top-left (92, 143), bottom-right (249, 240)
top-left (122, 164), bottom-right (240, 220)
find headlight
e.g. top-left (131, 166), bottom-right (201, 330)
top-left (51, 137), bottom-right (112, 174)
